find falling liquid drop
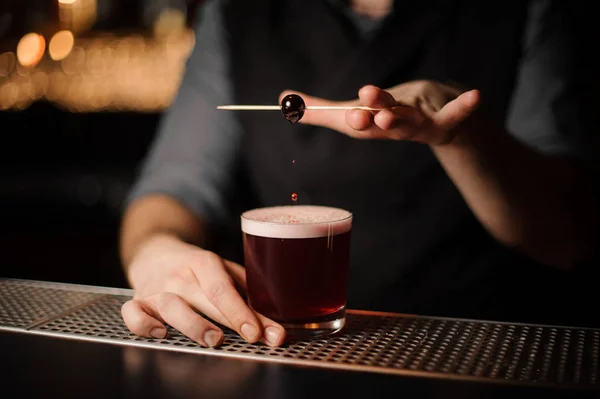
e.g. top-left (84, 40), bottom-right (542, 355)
top-left (292, 159), bottom-right (296, 164)
top-left (291, 193), bottom-right (298, 203)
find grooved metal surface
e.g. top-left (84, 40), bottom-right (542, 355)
top-left (1, 279), bottom-right (599, 388)
top-left (0, 280), bottom-right (104, 329)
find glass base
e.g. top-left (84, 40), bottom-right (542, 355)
top-left (279, 307), bottom-right (346, 341)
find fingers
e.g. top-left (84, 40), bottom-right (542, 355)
top-left (124, 289), bottom-right (285, 348)
top-left (220, 259), bottom-right (286, 345)
top-left (344, 108), bottom-right (372, 131)
top-left (182, 285), bottom-right (286, 347)
top-left (223, 259), bottom-right (247, 293)
top-left (346, 85), bottom-right (397, 131)
top-left (149, 293), bottom-right (224, 347)
top-left (280, 86), bottom-right (415, 139)
top-left (177, 260), bottom-right (286, 346)
top-left (192, 252), bottom-right (264, 343)
top-left (358, 84), bottom-right (396, 109)
top-left (122, 294), bottom-right (224, 347)
top-left (434, 89), bottom-right (480, 130)
top-left (280, 84), bottom-right (480, 143)
top-left (279, 89), bottom-right (359, 134)
top-left (255, 313), bottom-right (286, 347)
top-left (122, 299), bottom-right (168, 339)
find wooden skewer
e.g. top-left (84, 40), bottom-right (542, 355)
top-left (217, 105), bottom-right (387, 111)
top-left (217, 105), bottom-right (281, 110)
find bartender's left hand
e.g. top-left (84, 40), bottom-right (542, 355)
top-left (282, 81), bottom-right (480, 146)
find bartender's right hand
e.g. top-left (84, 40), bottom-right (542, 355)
top-left (120, 234), bottom-right (286, 348)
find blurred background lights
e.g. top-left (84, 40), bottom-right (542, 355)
top-left (0, 52), bottom-right (17, 78)
top-left (49, 31), bottom-right (75, 61)
top-left (16, 33), bottom-right (46, 68)
top-left (0, 0), bottom-right (198, 112)
top-left (58, 0), bottom-right (97, 33)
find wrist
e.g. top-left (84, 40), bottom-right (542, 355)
top-left (431, 109), bottom-right (495, 152)
top-left (137, 231), bottom-right (182, 252)
top-left (430, 125), bottom-right (474, 157)
top-left (124, 231), bottom-right (184, 271)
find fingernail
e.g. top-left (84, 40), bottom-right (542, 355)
top-left (204, 330), bottom-right (222, 347)
top-left (151, 328), bottom-right (166, 339)
top-left (241, 323), bottom-right (258, 341)
top-left (264, 326), bottom-right (282, 346)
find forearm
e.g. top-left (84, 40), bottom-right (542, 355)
top-left (432, 118), bottom-right (597, 269)
top-left (119, 194), bottom-right (207, 270)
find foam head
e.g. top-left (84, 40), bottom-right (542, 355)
top-left (241, 205), bottom-right (352, 239)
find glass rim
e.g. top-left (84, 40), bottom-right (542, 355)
top-left (240, 205), bottom-right (353, 226)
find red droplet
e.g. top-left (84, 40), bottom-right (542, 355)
top-left (291, 193), bottom-right (298, 202)
top-left (292, 159), bottom-right (296, 164)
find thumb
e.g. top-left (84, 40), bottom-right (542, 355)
top-left (278, 90), bottom-right (358, 132)
top-left (434, 89), bottom-right (481, 130)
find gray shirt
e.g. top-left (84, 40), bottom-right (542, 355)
top-left (127, 0), bottom-right (586, 230)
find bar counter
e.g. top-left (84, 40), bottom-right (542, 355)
top-left (1, 278), bottom-right (598, 398)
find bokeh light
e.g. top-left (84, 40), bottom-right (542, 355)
top-left (49, 31), bottom-right (75, 61)
top-left (1, 28), bottom-right (195, 112)
top-left (58, 0), bottom-right (97, 33)
top-left (0, 52), bottom-right (16, 78)
top-left (16, 33), bottom-right (46, 68)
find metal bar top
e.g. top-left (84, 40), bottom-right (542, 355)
top-left (1, 278), bottom-right (599, 395)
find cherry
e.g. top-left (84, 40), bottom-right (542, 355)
top-left (281, 94), bottom-right (305, 123)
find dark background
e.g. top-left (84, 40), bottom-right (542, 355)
top-left (0, 0), bottom-right (204, 288)
top-left (0, 1), bottom-right (599, 326)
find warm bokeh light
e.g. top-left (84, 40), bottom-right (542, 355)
top-left (0, 30), bottom-right (196, 112)
top-left (0, 52), bottom-right (16, 78)
top-left (16, 33), bottom-right (46, 68)
top-left (58, 0), bottom-right (97, 33)
top-left (61, 46), bottom-right (86, 75)
top-left (49, 31), bottom-right (75, 61)
top-left (0, 82), bottom-right (18, 110)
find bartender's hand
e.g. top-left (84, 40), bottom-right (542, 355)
top-left (284, 80), bottom-right (480, 146)
top-left (121, 234), bottom-right (286, 347)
